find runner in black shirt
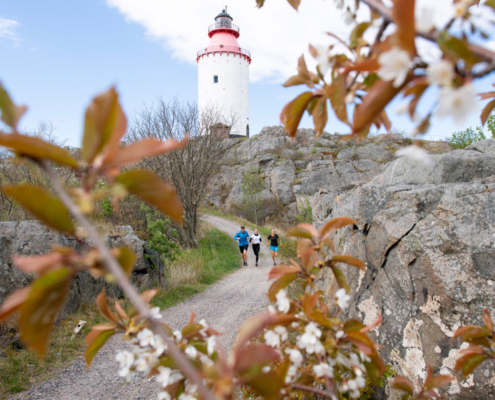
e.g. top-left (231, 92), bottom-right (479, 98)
top-left (267, 228), bottom-right (282, 266)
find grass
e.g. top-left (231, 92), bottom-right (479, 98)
top-left (0, 223), bottom-right (240, 399)
top-left (0, 305), bottom-right (106, 399)
top-left (151, 224), bottom-right (241, 309)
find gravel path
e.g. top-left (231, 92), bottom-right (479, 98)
top-left (14, 214), bottom-right (272, 400)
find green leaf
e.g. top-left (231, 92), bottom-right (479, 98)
top-left (331, 266), bottom-right (350, 292)
top-left (268, 273), bottom-right (298, 302)
top-left (328, 75), bottom-right (349, 125)
top-left (0, 132), bottom-right (78, 169)
top-left (246, 370), bottom-right (283, 400)
top-left (285, 226), bottom-right (314, 239)
top-left (350, 22), bottom-right (371, 49)
top-left (280, 92), bottom-right (313, 138)
top-left (0, 82), bottom-right (27, 129)
top-left (255, 0), bottom-right (266, 7)
top-left (18, 268), bottom-right (73, 356)
top-left (82, 87), bottom-right (127, 164)
top-left (438, 33), bottom-right (479, 66)
top-left (458, 354), bottom-right (488, 377)
top-left (2, 185), bottom-right (75, 235)
top-left (116, 170), bottom-right (184, 225)
top-left (114, 247), bottom-right (137, 276)
top-left (391, 376), bottom-right (414, 395)
top-left (486, 0), bottom-right (495, 9)
top-left (85, 325), bottom-right (116, 367)
top-left (311, 97), bottom-right (328, 137)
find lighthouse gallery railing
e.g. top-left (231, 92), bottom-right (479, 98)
top-left (208, 22), bottom-right (240, 34)
top-left (197, 45), bottom-right (251, 58)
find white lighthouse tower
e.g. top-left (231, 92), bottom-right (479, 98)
top-left (197, 7), bottom-right (251, 136)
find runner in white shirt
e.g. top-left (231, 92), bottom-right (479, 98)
top-left (249, 229), bottom-right (262, 267)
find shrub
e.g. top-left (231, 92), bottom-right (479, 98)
top-left (448, 126), bottom-right (486, 149)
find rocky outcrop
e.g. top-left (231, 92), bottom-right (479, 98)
top-left (315, 139), bottom-right (495, 399)
top-left (206, 126), bottom-right (449, 223)
top-left (0, 221), bottom-right (164, 321)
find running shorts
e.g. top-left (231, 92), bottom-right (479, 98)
top-left (239, 245), bottom-right (249, 253)
top-left (270, 246), bottom-right (279, 252)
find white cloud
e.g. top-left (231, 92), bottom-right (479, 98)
top-left (105, 0), bottom-right (462, 83)
top-left (0, 17), bottom-right (22, 47)
top-left (105, 0), bottom-right (351, 82)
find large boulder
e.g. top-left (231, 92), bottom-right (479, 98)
top-left (315, 148), bottom-right (495, 398)
top-left (467, 138), bottom-right (495, 156)
top-left (0, 221), bottom-right (163, 320)
top-left (270, 160), bottom-right (296, 205)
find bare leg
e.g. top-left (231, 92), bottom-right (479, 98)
top-left (271, 250), bottom-right (275, 263)
top-left (243, 249), bottom-right (248, 263)
top-left (274, 251), bottom-right (278, 264)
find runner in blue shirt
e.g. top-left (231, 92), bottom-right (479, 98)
top-left (233, 225), bottom-right (250, 266)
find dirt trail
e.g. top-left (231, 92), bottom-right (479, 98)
top-left (14, 214), bottom-right (272, 400)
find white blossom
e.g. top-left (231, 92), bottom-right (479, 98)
top-left (285, 365), bottom-right (299, 384)
top-left (267, 305), bottom-right (276, 314)
top-left (276, 289), bottom-right (291, 313)
top-left (345, 92), bottom-right (355, 104)
top-left (199, 319), bottom-right (208, 337)
top-left (291, 321), bottom-right (299, 328)
top-left (153, 334), bottom-right (168, 357)
top-left (427, 60), bottom-right (455, 87)
top-left (336, 288), bottom-right (351, 310)
top-left (137, 328), bottom-right (156, 347)
top-left (297, 322), bottom-right (325, 354)
top-left (135, 353), bottom-right (158, 373)
top-left (261, 366), bottom-right (271, 373)
top-left (333, 0), bottom-right (344, 9)
top-left (396, 145), bottom-right (433, 166)
top-left (274, 325), bottom-right (288, 341)
top-left (157, 392), bottom-right (171, 400)
top-left (150, 307), bottom-right (162, 320)
top-left (206, 335), bottom-right (216, 356)
top-left (178, 394), bottom-right (196, 400)
top-left (314, 46), bottom-right (333, 75)
top-left (343, 9), bottom-right (354, 25)
top-left (416, 7), bottom-right (435, 33)
top-left (313, 362), bottom-right (334, 378)
top-left (173, 330), bottom-right (183, 341)
top-left (199, 354), bottom-right (214, 367)
top-left (185, 346), bottom-right (198, 359)
top-left (336, 330), bottom-right (345, 339)
top-left (378, 47), bottom-right (411, 88)
top-left (116, 350), bottom-right (134, 369)
top-left (285, 348), bottom-right (303, 366)
top-left (156, 366), bottom-right (182, 388)
top-left (436, 84), bottom-right (478, 125)
top-left (264, 330), bottom-right (281, 348)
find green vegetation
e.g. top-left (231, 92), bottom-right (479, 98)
top-left (151, 225), bottom-right (240, 309)
top-left (447, 114), bottom-right (495, 149)
top-left (0, 223), bottom-right (238, 398)
top-left (0, 306), bottom-right (105, 399)
top-left (295, 198), bottom-right (313, 224)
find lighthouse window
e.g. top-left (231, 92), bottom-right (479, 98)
top-left (213, 75), bottom-right (219, 83)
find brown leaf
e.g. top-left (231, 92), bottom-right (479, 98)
top-left (361, 313), bottom-right (383, 333)
top-left (344, 58), bottom-right (380, 74)
top-left (286, 0), bottom-right (301, 10)
top-left (331, 255), bottom-right (366, 271)
top-left (268, 265), bottom-right (301, 281)
top-left (481, 98), bottom-right (495, 126)
top-left (18, 268), bottom-right (73, 356)
top-left (392, 0), bottom-right (417, 54)
top-left (455, 352), bottom-right (488, 378)
top-left (350, 22), bottom-right (372, 49)
top-left (300, 248), bottom-right (317, 271)
top-left (297, 238), bottom-right (314, 257)
top-left (328, 75), bottom-right (349, 125)
top-left (280, 92), bottom-right (313, 138)
top-left (0, 287), bottom-right (30, 322)
top-left (285, 226), bottom-right (314, 240)
top-left (111, 247), bottom-right (137, 277)
top-left (104, 138), bottom-right (187, 170)
top-left (478, 91), bottom-right (495, 100)
top-left (424, 365), bottom-right (455, 391)
top-left (85, 324), bottom-right (116, 367)
top-left (483, 308), bottom-right (494, 333)
top-left (96, 289), bottom-right (119, 324)
top-left (234, 344), bottom-right (281, 374)
top-left (140, 289), bottom-right (160, 304)
top-left (14, 252), bottom-right (66, 274)
top-left (267, 273), bottom-right (298, 302)
top-left (353, 79), bottom-right (403, 137)
top-left (331, 266), bottom-right (349, 293)
top-left (391, 376), bottom-right (415, 395)
top-left (255, 0), bottom-right (265, 7)
top-left (114, 300), bottom-right (129, 321)
top-left (246, 369), bottom-right (284, 400)
top-left (311, 96), bottom-right (328, 137)
top-left (116, 170), bottom-right (184, 225)
top-left (82, 87), bottom-right (127, 164)
top-left (320, 216), bottom-right (357, 239)
top-left (283, 56), bottom-right (317, 88)
top-left (0, 133), bottom-right (78, 169)
top-left (0, 82), bottom-right (27, 130)
top-left (2, 185), bottom-right (75, 235)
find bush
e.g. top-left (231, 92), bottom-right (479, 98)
top-left (448, 126), bottom-right (486, 149)
top-left (295, 198), bottom-right (313, 224)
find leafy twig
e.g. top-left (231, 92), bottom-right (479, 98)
top-left (291, 383), bottom-right (338, 400)
top-left (40, 160), bottom-right (215, 400)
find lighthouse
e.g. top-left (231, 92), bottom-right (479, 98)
top-left (197, 7), bottom-right (251, 137)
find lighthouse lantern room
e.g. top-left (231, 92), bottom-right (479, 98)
top-left (197, 7), bottom-right (251, 136)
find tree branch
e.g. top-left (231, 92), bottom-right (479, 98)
top-left (40, 160), bottom-right (215, 400)
top-left (360, 0), bottom-right (495, 63)
top-left (291, 383), bottom-right (338, 400)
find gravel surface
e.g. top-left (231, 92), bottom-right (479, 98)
top-left (13, 215), bottom-right (272, 400)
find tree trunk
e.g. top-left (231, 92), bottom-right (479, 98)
top-left (178, 206), bottom-right (199, 248)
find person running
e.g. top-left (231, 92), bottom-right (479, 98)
top-left (267, 228), bottom-right (282, 266)
top-left (233, 225), bottom-right (249, 266)
top-left (249, 229), bottom-right (262, 267)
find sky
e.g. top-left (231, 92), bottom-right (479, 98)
top-left (1, 0), bottom-right (494, 146)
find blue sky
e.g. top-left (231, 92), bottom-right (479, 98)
top-left (1, 0), bottom-right (492, 146)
